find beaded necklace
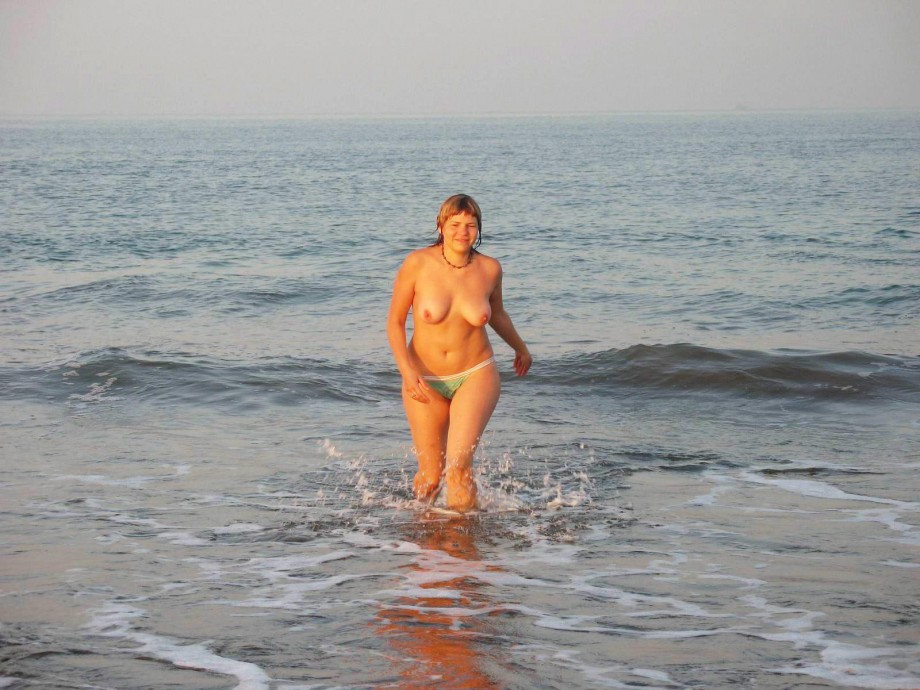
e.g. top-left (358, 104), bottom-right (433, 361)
top-left (441, 243), bottom-right (475, 269)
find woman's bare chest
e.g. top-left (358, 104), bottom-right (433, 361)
top-left (414, 272), bottom-right (493, 328)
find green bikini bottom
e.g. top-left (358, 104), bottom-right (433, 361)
top-left (422, 357), bottom-right (496, 400)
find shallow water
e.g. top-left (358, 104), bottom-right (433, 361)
top-left (1, 112), bottom-right (919, 688)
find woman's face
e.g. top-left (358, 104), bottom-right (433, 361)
top-left (440, 212), bottom-right (479, 252)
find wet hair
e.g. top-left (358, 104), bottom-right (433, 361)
top-left (434, 194), bottom-right (482, 249)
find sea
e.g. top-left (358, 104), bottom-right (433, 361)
top-left (1, 111), bottom-right (918, 689)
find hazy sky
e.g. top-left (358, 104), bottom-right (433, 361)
top-left (2, 0), bottom-right (918, 116)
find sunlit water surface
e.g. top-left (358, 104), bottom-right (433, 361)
top-left (1, 112), bottom-right (918, 688)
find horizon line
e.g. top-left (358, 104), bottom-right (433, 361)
top-left (1, 105), bottom-right (917, 121)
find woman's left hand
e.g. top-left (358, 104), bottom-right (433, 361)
top-left (513, 349), bottom-right (532, 377)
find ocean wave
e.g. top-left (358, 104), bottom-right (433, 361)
top-left (534, 344), bottom-right (920, 402)
top-left (1, 344), bottom-right (917, 409)
top-left (876, 226), bottom-right (919, 239)
top-left (0, 348), bottom-right (390, 410)
top-left (802, 284), bottom-right (920, 309)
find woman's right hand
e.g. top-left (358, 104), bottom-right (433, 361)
top-left (402, 369), bottom-right (431, 404)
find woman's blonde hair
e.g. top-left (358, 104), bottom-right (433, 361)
top-left (434, 194), bottom-right (482, 248)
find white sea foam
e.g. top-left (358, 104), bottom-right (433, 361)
top-left (774, 642), bottom-right (920, 689)
top-left (844, 508), bottom-right (919, 544)
top-left (160, 531), bottom-right (210, 546)
top-left (69, 376), bottom-right (119, 402)
top-left (105, 513), bottom-right (172, 529)
top-left (475, 569), bottom-right (558, 589)
top-left (571, 574), bottom-right (728, 619)
top-left (341, 531), bottom-right (422, 554)
top-left (741, 596), bottom-right (919, 689)
top-left (383, 602), bottom-right (513, 619)
top-left (97, 512), bottom-right (213, 546)
top-left (494, 530), bottom-right (582, 566)
top-left (224, 573), bottom-right (372, 610)
top-left (641, 627), bottom-right (749, 639)
top-left (520, 608), bottom-right (611, 633)
top-left (631, 668), bottom-right (680, 684)
top-left (686, 482), bottom-right (733, 506)
top-left (213, 523), bottom-right (265, 535)
top-left (649, 551), bottom-right (688, 572)
top-left (403, 563), bottom-right (490, 588)
top-left (242, 550), bottom-right (354, 574)
top-left (87, 603), bottom-right (273, 690)
top-left (375, 585), bottom-right (465, 600)
top-left (508, 602), bottom-right (744, 640)
top-left (200, 550), bottom-right (374, 610)
top-left (509, 645), bottom-right (681, 689)
top-left (52, 473), bottom-right (156, 488)
top-left (699, 573), bottom-right (765, 589)
top-left (740, 472), bottom-right (915, 507)
top-left (880, 559), bottom-right (919, 568)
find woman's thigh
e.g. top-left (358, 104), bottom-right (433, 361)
top-left (445, 364), bottom-right (501, 462)
top-left (402, 388), bottom-right (451, 458)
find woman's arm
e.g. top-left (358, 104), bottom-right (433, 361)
top-left (387, 253), bottom-right (432, 402)
top-left (488, 267), bottom-right (532, 376)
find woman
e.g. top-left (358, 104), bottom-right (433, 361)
top-left (387, 194), bottom-right (532, 512)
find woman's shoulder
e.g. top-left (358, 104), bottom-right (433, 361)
top-left (400, 247), bottom-right (438, 268)
top-left (474, 251), bottom-right (501, 274)
top-left (403, 247), bottom-right (433, 265)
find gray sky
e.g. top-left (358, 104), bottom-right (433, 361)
top-left (2, 0), bottom-right (918, 116)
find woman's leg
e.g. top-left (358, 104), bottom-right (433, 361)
top-left (444, 364), bottom-right (501, 511)
top-left (402, 388), bottom-right (451, 500)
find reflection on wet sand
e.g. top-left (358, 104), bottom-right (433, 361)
top-left (376, 514), bottom-right (502, 689)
